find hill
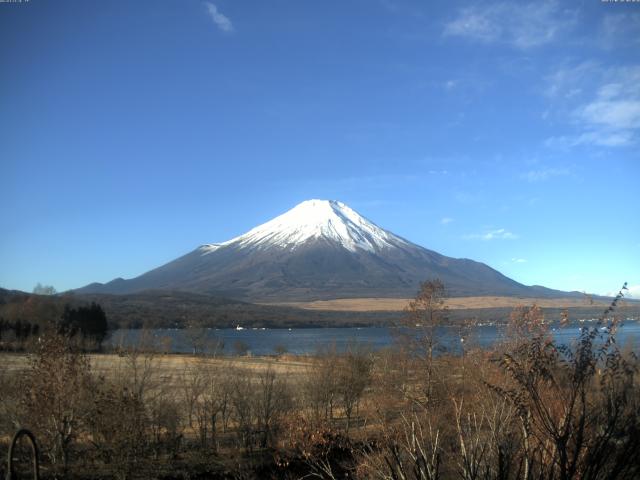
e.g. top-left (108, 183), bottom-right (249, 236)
top-left (75, 200), bottom-right (581, 301)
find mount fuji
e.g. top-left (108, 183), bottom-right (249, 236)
top-left (77, 200), bottom-right (568, 301)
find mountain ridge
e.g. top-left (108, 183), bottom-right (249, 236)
top-left (75, 200), bottom-right (578, 301)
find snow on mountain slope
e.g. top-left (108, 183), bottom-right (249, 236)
top-left (206, 199), bottom-right (408, 253)
top-left (75, 199), bottom-right (575, 301)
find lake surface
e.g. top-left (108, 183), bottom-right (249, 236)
top-left (109, 320), bottom-right (640, 356)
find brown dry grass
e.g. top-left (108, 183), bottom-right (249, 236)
top-left (266, 296), bottom-right (606, 312)
top-left (0, 352), bottom-right (313, 377)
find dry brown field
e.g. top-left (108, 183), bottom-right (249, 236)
top-left (266, 295), bottom-right (606, 312)
top-left (1, 352), bottom-right (312, 379)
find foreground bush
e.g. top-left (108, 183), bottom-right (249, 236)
top-left (0, 284), bottom-right (638, 479)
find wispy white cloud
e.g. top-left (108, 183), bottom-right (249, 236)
top-left (441, 217), bottom-right (454, 225)
top-left (544, 61), bottom-right (597, 99)
top-left (626, 285), bottom-right (640, 300)
top-left (511, 258), bottom-right (527, 263)
top-left (204, 2), bottom-right (233, 33)
top-left (545, 65), bottom-right (640, 148)
top-left (606, 284), bottom-right (640, 300)
top-left (599, 13), bottom-right (640, 49)
top-left (464, 228), bottom-right (519, 241)
top-left (545, 131), bottom-right (634, 149)
top-left (444, 80), bottom-right (457, 91)
top-left (444, 8), bottom-right (499, 44)
top-left (521, 167), bottom-right (570, 182)
top-left (443, 1), bottom-right (575, 49)
top-left (578, 94), bottom-right (640, 131)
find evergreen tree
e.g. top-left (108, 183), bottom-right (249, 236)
top-left (59, 303), bottom-right (109, 347)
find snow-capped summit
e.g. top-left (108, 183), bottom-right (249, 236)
top-left (216, 199), bottom-right (407, 253)
top-left (77, 199), bottom-right (566, 301)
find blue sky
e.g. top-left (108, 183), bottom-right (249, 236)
top-left (1, 0), bottom-right (639, 298)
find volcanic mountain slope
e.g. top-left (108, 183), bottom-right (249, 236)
top-left (77, 200), bottom-right (572, 301)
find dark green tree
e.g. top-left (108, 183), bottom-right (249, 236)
top-left (59, 302), bottom-right (108, 347)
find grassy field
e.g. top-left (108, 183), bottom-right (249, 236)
top-left (267, 295), bottom-right (610, 311)
top-left (1, 351), bottom-right (312, 377)
top-left (2, 314), bottom-right (639, 480)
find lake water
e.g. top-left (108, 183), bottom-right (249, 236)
top-left (109, 320), bottom-right (640, 356)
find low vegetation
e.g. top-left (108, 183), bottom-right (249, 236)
top-left (271, 295), bottom-right (613, 312)
top-left (4, 287), bottom-right (635, 333)
top-left (0, 282), bottom-right (638, 479)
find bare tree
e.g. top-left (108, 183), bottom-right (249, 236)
top-left (87, 381), bottom-right (149, 480)
top-left (32, 283), bottom-right (57, 295)
top-left (180, 362), bottom-right (206, 436)
top-left (18, 334), bottom-right (94, 474)
top-left (114, 329), bottom-right (158, 401)
top-left (304, 345), bottom-right (340, 426)
top-left (490, 284), bottom-right (640, 480)
top-left (187, 361), bottom-right (232, 451)
top-left (337, 343), bottom-right (373, 435)
top-left (228, 367), bottom-right (257, 451)
top-left (359, 413), bottom-right (442, 480)
top-left (184, 324), bottom-right (208, 355)
top-left (254, 365), bottom-right (293, 448)
top-left (399, 279), bottom-right (448, 408)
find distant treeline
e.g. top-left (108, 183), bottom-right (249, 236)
top-left (0, 318), bottom-right (41, 341)
top-left (0, 289), bottom-right (108, 350)
top-left (68, 291), bottom-right (640, 329)
top-left (2, 288), bottom-right (639, 335)
top-left (63, 290), bottom-right (404, 329)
